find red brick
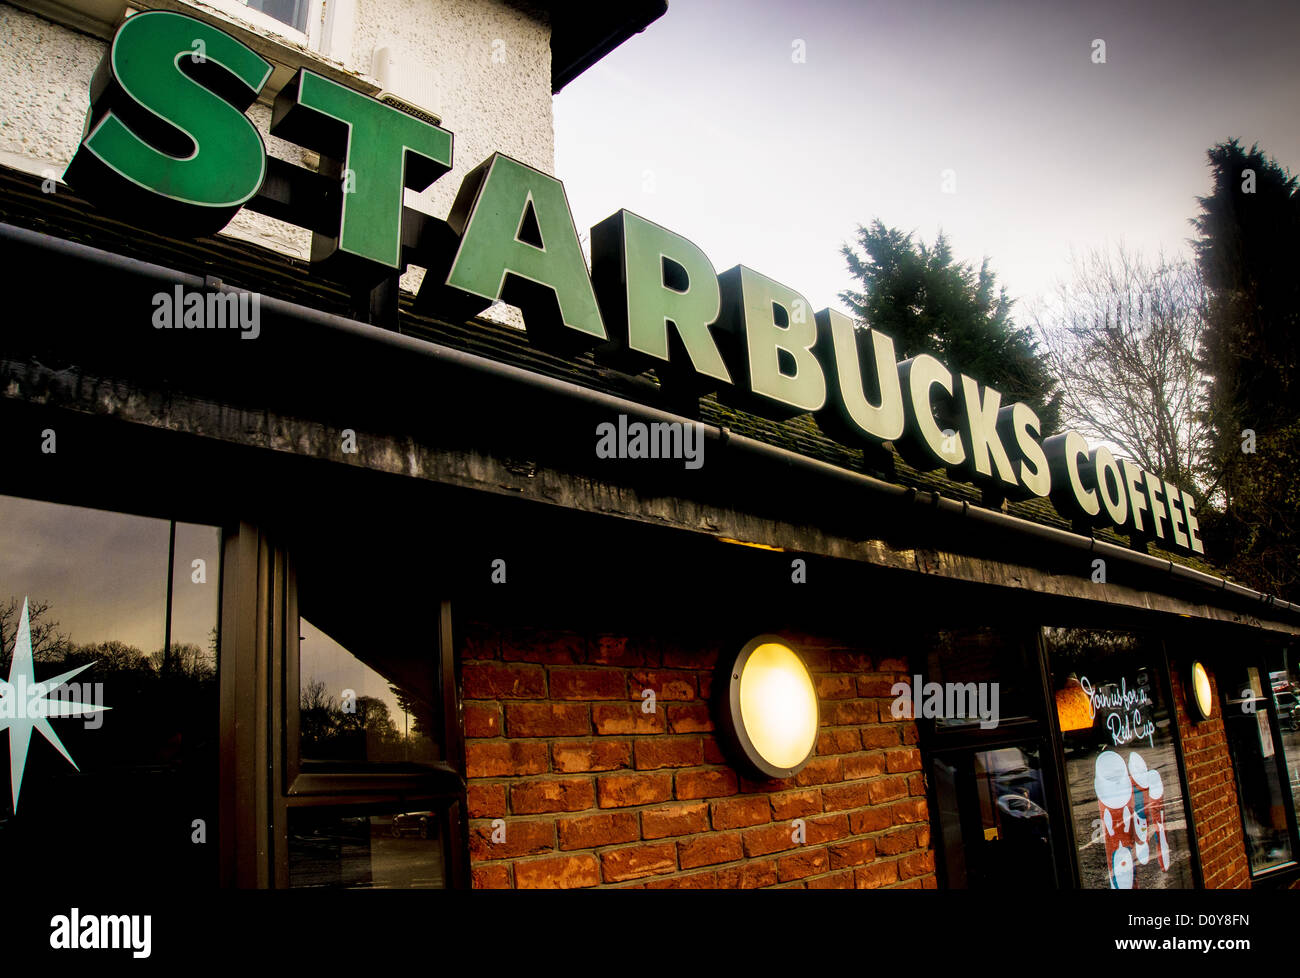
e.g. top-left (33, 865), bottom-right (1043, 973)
top-left (816, 729), bottom-right (862, 754)
top-left (466, 741), bottom-right (549, 778)
top-left (667, 703), bottom-right (713, 733)
top-left (856, 861), bottom-right (898, 889)
top-left (828, 651), bottom-right (874, 672)
top-left (907, 772), bottom-right (926, 795)
top-left (891, 797), bottom-right (929, 824)
top-left (794, 756), bottom-right (842, 787)
top-left (822, 700), bottom-right (878, 725)
top-left (806, 870), bottom-right (855, 889)
top-left (661, 645), bottom-right (718, 670)
top-left (711, 796), bottom-right (770, 830)
top-left (885, 747), bottom-right (922, 773)
top-left (634, 736), bottom-right (703, 770)
top-left (702, 737), bottom-right (727, 764)
top-left (592, 703), bottom-right (667, 735)
top-left (675, 768), bottom-right (738, 800)
top-left (510, 777), bottom-right (595, 814)
top-left (641, 802), bottom-right (709, 839)
top-left (589, 635), bottom-right (644, 666)
top-left (463, 702), bottom-right (501, 738)
top-left (858, 675), bottom-right (902, 698)
top-left (463, 661), bottom-right (546, 700)
top-left (816, 675), bottom-right (856, 699)
top-left (877, 657), bottom-right (908, 671)
top-left (893, 877), bottom-right (924, 889)
top-left (501, 630), bottom-right (583, 664)
top-left (472, 864), bottom-right (512, 888)
top-left (597, 772), bottom-right (673, 808)
top-left (698, 674), bottom-right (714, 699)
top-left (515, 854), bottom-right (600, 889)
top-left (806, 813), bottom-right (851, 844)
top-left (677, 832), bottom-right (743, 869)
top-left (552, 738), bottom-right (632, 773)
top-left (876, 826), bottom-right (917, 856)
top-left (630, 669), bottom-right (696, 700)
top-left (550, 668), bottom-right (627, 700)
top-left (868, 774), bottom-right (909, 804)
top-left (742, 822), bottom-right (799, 857)
top-left (460, 623), bottom-right (499, 660)
top-left (717, 860), bottom-right (778, 889)
top-left (859, 726), bottom-right (901, 748)
top-left (899, 850), bottom-right (935, 879)
top-left (770, 790), bottom-right (822, 820)
top-left (557, 811), bottom-right (639, 850)
top-left (469, 819), bottom-right (554, 860)
top-left (467, 782), bottom-right (506, 818)
top-left (849, 806), bottom-right (893, 834)
top-left (506, 702), bottom-right (591, 738)
top-left (644, 870), bottom-right (718, 889)
top-left (902, 724), bottom-right (920, 745)
top-left (778, 847), bottom-right (830, 882)
top-left (821, 781), bottom-right (872, 812)
top-left (601, 842), bottom-right (677, 882)
top-left (829, 838), bottom-right (876, 869)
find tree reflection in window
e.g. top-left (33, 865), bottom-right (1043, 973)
top-left (298, 617), bottom-right (438, 765)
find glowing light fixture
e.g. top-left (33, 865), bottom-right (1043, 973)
top-left (1190, 661), bottom-right (1214, 721)
top-left (1055, 674), bottom-right (1092, 732)
top-left (717, 636), bottom-right (819, 778)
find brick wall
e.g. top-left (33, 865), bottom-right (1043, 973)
top-left (1168, 664), bottom-right (1250, 888)
top-left (460, 622), bottom-right (937, 889)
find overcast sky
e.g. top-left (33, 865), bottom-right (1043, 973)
top-left (554, 0), bottom-right (1300, 319)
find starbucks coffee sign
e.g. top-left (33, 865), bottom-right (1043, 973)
top-left (63, 10), bottom-right (1205, 557)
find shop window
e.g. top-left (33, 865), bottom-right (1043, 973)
top-left (931, 745), bottom-right (1056, 888)
top-left (276, 526), bottom-right (465, 889)
top-left (1046, 628), bottom-right (1197, 889)
top-left (0, 494), bottom-right (221, 885)
top-left (918, 625), bottom-right (1065, 888)
top-left (1220, 665), bottom-right (1296, 874)
top-left (1267, 646), bottom-right (1300, 821)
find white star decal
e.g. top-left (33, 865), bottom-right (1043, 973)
top-left (0, 597), bottom-right (109, 812)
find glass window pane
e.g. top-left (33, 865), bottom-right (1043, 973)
top-left (0, 494), bottom-right (220, 885)
top-left (923, 626), bottom-right (1036, 729)
top-left (1046, 627), bottom-right (1196, 889)
top-left (931, 744), bottom-right (1056, 888)
top-left (299, 617), bottom-right (439, 764)
top-left (1265, 647), bottom-right (1300, 832)
top-left (288, 804), bottom-right (446, 888)
top-left (1222, 665), bottom-right (1294, 874)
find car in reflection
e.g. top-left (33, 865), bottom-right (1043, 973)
top-left (1274, 689), bottom-right (1300, 731)
top-left (390, 811), bottom-right (437, 839)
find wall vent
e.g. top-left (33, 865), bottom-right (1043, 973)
top-left (372, 47), bottom-right (441, 125)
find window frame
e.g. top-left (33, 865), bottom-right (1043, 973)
top-left (1218, 646), bottom-right (1300, 885)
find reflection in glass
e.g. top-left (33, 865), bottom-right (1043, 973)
top-left (1266, 648), bottom-right (1300, 842)
top-left (0, 494), bottom-right (220, 885)
top-left (299, 617), bottom-right (438, 765)
top-left (1046, 628), bottom-right (1194, 889)
top-left (924, 626), bottom-right (1034, 728)
top-left (931, 745), bottom-right (1055, 888)
top-left (1223, 666), bottom-right (1294, 874)
top-left (288, 805), bottom-right (445, 888)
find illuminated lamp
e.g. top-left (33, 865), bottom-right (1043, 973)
top-left (1055, 674), bottom-right (1093, 732)
top-left (716, 636), bottom-right (820, 779)
top-left (1189, 660), bottom-right (1214, 721)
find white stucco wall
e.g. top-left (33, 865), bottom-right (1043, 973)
top-left (0, 0), bottom-right (554, 322)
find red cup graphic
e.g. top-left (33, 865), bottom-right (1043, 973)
top-left (1095, 751), bottom-right (1134, 888)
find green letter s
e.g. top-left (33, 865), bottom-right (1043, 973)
top-left (64, 10), bottom-right (272, 234)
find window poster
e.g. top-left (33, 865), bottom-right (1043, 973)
top-left (1046, 628), bottom-right (1196, 889)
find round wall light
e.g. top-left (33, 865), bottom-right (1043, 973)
top-left (717, 635), bottom-right (819, 779)
top-left (1189, 660), bottom-right (1214, 721)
